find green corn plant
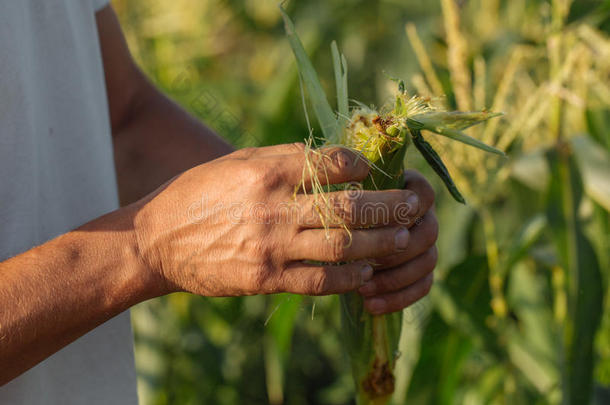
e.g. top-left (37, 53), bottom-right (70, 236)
top-left (280, 6), bottom-right (505, 404)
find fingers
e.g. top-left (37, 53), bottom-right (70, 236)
top-left (274, 146), bottom-right (370, 189)
top-left (363, 273), bottom-right (434, 315)
top-left (359, 246), bottom-right (437, 297)
top-left (372, 211), bottom-right (438, 269)
top-left (295, 189), bottom-right (420, 228)
top-left (403, 170), bottom-right (435, 217)
top-left (279, 261), bottom-right (373, 295)
top-left (287, 226), bottom-right (410, 262)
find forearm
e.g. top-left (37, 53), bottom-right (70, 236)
top-left (0, 204), bottom-right (159, 384)
top-left (96, 6), bottom-right (233, 206)
top-left (112, 80), bottom-right (234, 204)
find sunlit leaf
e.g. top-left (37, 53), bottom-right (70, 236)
top-left (280, 6), bottom-right (339, 143)
top-left (331, 40), bottom-right (349, 128)
top-left (408, 113), bottom-right (506, 156)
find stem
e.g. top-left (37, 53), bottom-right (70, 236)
top-left (372, 316), bottom-right (390, 362)
top-left (549, 0), bottom-right (571, 140)
top-left (481, 208), bottom-right (507, 319)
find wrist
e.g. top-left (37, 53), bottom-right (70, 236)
top-left (77, 202), bottom-right (170, 305)
top-left (129, 195), bottom-right (179, 298)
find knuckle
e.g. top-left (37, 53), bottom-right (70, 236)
top-left (328, 147), bottom-right (354, 170)
top-left (246, 244), bottom-right (277, 293)
top-left (289, 142), bottom-right (306, 153)
top-left (259, 169), bottom-right (281, 190)
top-left (328, 231), bottom-right (350, 261)
top-left (337, 193), bottom-right (359, 223)
top-left (237, 147), bottom-right (257, 159)
top-left (248, 264), bottom-right (273, 294)
top-left (308, 270), bottom-right (328, 295)
top-left (326, 147), bottom-right (368, 179)
top-left (244, 163), bottom-right (281, 190)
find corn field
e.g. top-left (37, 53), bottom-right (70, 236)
top-left (112, 0), bottom-right (610, 404)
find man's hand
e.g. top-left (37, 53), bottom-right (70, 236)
top-left (96, 5), bottom-right (438, 312)
top-left (134, 143), bottom-right (432, 300)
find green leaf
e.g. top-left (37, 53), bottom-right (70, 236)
top-left (409, 255), bottom-right (503, 403)
top-left (264, 294), bottom-right (304, 405)
top-left (412, 111), bottom-right (503, 131)
top-left (436, 255), bottom-right (503, 358)
top-left (280, 6), bottom-right (339, 143)
top-left (570, 135), bottom-right (610, 212)
top-left (546, 146), bottom-right (605, 404)
top-left (510, 148), bottom-right (550, 191)
top-left (584, 108), bottom-right (610, 150)
top-left (502, 214), bottom-right (547, 273)
top-left (408, 113), bottom-right (506, 156)
top-left (331, 41), bottom-right (349, 128)
top-left (506, 263), bottom-right (560, 395)
top-left (409, 128), bottom-right (466, 204)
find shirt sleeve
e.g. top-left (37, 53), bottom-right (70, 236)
top-left (92, 0), bottom-right (110, 12)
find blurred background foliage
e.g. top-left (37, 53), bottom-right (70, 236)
top-left (111, 0), bottom-right (610, 403)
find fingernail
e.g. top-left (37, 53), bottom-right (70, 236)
top-left (407, 193), bottom-right (419, 215)
top-left (367, 298), bottom-right (385, 314)
top-left (394, 227), bottom-right (409, 251)
top-left (360, 264), bottom-right (373, 284)
top-left (359, 281), bottom-right (376, 296)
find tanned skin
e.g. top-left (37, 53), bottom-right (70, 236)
top-left (0, 6), bottom-right (438, 385)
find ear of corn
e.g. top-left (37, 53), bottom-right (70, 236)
top-left (280, 6), bottom-right (504, 404)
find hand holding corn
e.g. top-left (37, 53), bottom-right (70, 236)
top-left (133, 144), bottom-right (437, 311)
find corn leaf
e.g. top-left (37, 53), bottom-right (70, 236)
top-left (570, 135), bottom-right (610, 212)
top-left (545, 146), bottom-right (604, 404)
top-left (413, 111), bottom-right (503, 131)
top-left (280, 6), bottom-right (339, 143)
top-left (501, 214), bottom-right (547, 273)
top-left (264, 294), bottom-right (304, 404)
top-left (408, 114), bottom-right (506, 156)
top-left (331, 41), bottom-right (349, 129)
top-left (409, 255), bottom-right (501, 402)
top-left (584, 108), bottom-right (610, 150)
top-left (409, 128), bottom-right (466, 204)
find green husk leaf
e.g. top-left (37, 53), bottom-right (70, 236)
top-left (408, 113), bottom-right (506, 156)
top-left (280, 6), bottom-right (339, 143)
top-left (409, 128), bottom-right (466, 204)
top-left (331, 41), bottom-right (349, 128)
top-left (413, 111), bottom-right (503, 131)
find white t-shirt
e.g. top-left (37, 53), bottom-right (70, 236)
top-left (0, 0), bottom-right (138, 403)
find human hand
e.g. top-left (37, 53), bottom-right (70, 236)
top-left (358, 170), bottom-right (438, 315)
top-left (133, 143), bottom-right (425, 298)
